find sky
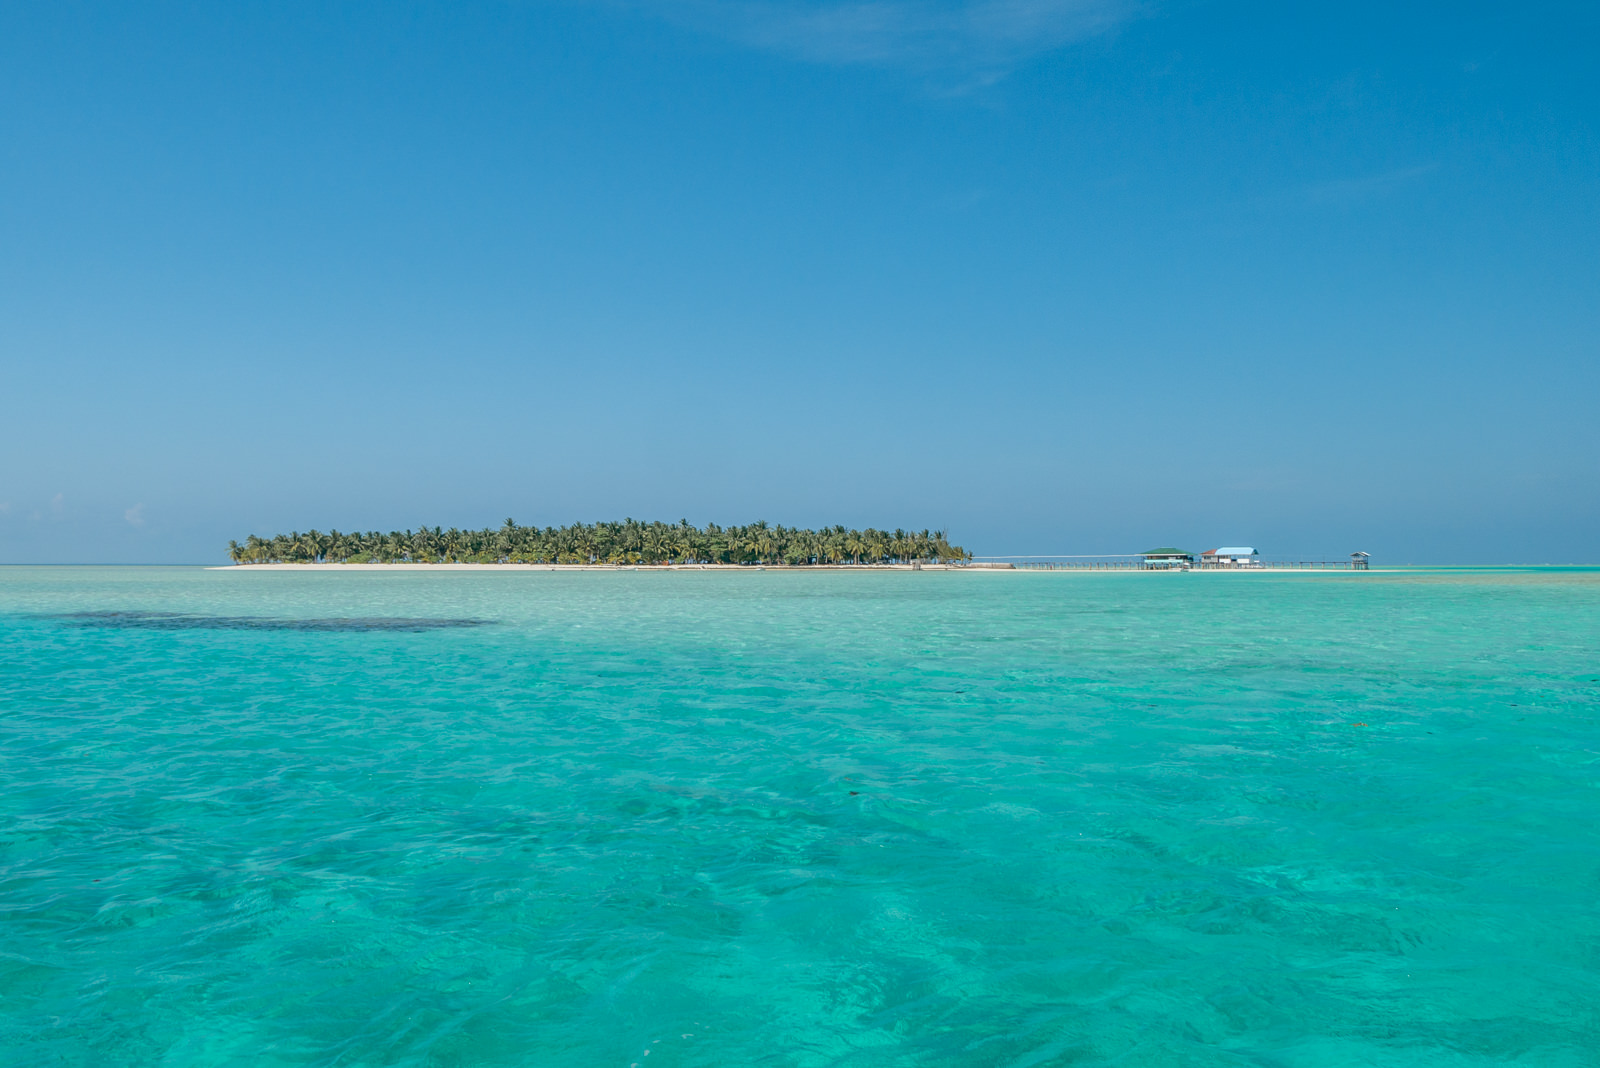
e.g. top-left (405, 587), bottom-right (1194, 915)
top-left (1, 0), bottom-right (1596, 564)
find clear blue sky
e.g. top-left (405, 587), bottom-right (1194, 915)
top-left (2, 1), bottom-right (1596, 563)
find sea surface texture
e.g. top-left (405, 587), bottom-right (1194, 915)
top-left (2, 566), bottom-right (1597, 1067)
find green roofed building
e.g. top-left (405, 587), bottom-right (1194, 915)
top-left (1140, 547), bottom-right (1194, 569)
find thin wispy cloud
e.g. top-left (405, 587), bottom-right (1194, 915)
top-left (125, 504), bottom-right (146, 527)
top-left (632, 0), bottom-right (1140, 80)
top-left (1304, 164), bottom-right (1437, 206)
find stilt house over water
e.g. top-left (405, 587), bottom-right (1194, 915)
top-left (1140, 548), bottom-right (1195, 569)
top-left (1201, 547), bottom-right (1260, 567)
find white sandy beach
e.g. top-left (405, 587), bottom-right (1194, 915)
top-left (206, 563), bottom-right (1380, 573)
top-left (206, 562), bottom-right (973, 572)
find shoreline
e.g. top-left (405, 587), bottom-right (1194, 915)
top-left (204, 563), bottom-right (1386, 573)
top-left (207, 562), bottom-right (971, 572)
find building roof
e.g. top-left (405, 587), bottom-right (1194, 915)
top-left (1207, 546), bottom-right (1258, 556)
top-left (1351, 551), bottom-right (1370, 558)
top-left (1140, 547), bottom-right (1192, 556)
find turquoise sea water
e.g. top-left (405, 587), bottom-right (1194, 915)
top-left (2, 566), bottom-right (1598, 1067)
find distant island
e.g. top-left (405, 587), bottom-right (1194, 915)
top-left (228, 520), bottom-right (970, 567)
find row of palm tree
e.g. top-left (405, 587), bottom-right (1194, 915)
top-left (228, 519), bottom-right (970, 566)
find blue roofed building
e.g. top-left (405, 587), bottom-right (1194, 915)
top-left (1201, 547), bottom-right (1260, 567)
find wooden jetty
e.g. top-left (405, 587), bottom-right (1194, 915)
top-left (975, 551), bottom-right (1372, 571)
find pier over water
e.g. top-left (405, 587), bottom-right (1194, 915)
top-left (972, 550), bottom-right (1372, 571)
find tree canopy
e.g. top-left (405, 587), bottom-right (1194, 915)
top-left (228, 519), bottom-right (969, 566)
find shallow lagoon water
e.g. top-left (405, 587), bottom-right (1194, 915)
top-left (2, 565), bottom-right (1598, 1066)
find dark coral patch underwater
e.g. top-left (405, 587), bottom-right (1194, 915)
top-left (50, 611), bottom-right (494, 632)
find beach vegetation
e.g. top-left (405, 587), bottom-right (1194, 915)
top-left (226, 519), bottom-right (969, 566)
